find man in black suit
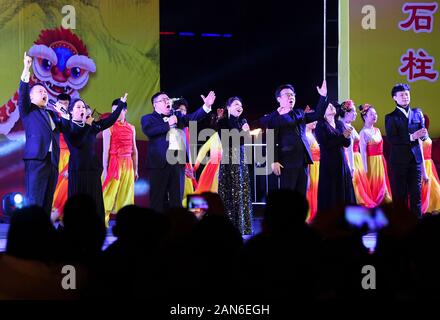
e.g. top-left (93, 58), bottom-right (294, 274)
top-left (18, 52), bottom-right (65, 214)
top-left (141, 91), bottom-right (215, 213)
top-left (260, 81), bottom-right (327, 196)
top-left (385, 83), bottom-right (427, 217)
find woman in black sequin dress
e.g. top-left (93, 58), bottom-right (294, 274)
top-left (217, 97), bottom-right (253, 235)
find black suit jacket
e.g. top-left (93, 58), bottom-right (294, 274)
top-left (18, 80), bottom-right (62, 166)
top-left (141, 106), bottom-right (210, 169)
top-left (260, 95), bottom-right (327, 168)
top-left (385, 106), bottom-right (424, 165)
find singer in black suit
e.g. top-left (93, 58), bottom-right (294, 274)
top-left (260, 81), bottom-right (328, 196)
top-left (141, 91), bottom-right (215, 213)
top-left (385, 83), bottom-right (427, 217)
top-left (18, 53), bottom-right (65, 214)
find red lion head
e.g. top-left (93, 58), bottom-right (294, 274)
top-left (28, 27), bottom-right (96, 99)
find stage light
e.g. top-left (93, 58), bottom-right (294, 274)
top-left (2, 192), bottom-right (25, 216)
top-left (179, 32), bottom-right (195, 36)
top-left (13, 193), bottom-right (23, 205)
top-left (134, 179), bottom-right (150, 196)
top-left (159, 31), bottom-right (233, 38)
top-left (201, 33), bottom-right (222, 37)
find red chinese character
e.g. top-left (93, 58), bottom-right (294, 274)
top-left (399, 49), bottom-right (439, 82)
top-left (399, 2), bottom-right (438, 33)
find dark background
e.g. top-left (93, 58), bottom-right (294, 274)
top-left (159, 0), bottom-right (339, 122)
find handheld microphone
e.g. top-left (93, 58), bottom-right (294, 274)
top-left (416, 107), bottom-right (428, 141)
top-left (170, 97), bottom-right (183, 115)
top-left (169, 97), bottom-right (180, 104)
top-left (169, 110), bottom-right (177, 128)
top-left (48, 99), bottom-right (68, 113)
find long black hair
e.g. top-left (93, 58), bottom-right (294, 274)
top-left (68, 98), bottom-right (90, 115)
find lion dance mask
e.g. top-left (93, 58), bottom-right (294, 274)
top-left (0, 27), bottom-right (96, 135)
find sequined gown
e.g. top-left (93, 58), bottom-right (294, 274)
top-left (217, 116), bottom-right (253, 235)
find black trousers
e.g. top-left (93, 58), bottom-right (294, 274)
top-left (149, 163), bottom-right (185, 213)
top-left (390, 161), bottom-right (422, 217)
top-left (280, 166), bottom-right (309, 196)
top-left (24, 154), bottom-right (58, 215)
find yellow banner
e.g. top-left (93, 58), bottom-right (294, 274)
top-left (0, 0), bottom-right (159, 139)
top-left (340, 0), bottom-right (439, 136)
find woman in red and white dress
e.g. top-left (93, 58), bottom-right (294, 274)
top-left (420, 115), bottom-right (440, 214)
top-left (359, 104), bottom-right (392, 206)
top-left (340, 100), bottom-right (375, 208)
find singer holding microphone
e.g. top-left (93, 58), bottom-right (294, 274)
top-left (61, 94), bottom-right (128, 220)
top-left (141, 91), bottom-right (215, 213)
top-left (385, 83), bottom-right (427, 217)
top-left (216, 96), bottom-right (253, 235)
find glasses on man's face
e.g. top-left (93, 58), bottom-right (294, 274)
top-left (281, 92), bottom-right (295, 98)
top-left (155, 98), bottom-right (170, 104)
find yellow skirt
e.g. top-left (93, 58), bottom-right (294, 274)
top-left (102, 157), bottom-right (135, 227)
top-left (52, 148), bottom-right (70, 219)
top-left (422, 159), bottom-right (440, 213)
top-left (182, 176), bottom-right (195, 207)
top-left (306, 161), bottom-right (319, 223)
top-left (352, 153), bottom-right (375, 208)
top-left (366, 154), bottom-right (392, 206)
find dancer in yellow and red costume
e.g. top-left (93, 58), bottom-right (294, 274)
top-left (102, 99), bottom-right (138, 227)
top-left (420, 115), bottom-right (440, 214)
top-left (359, 104), bottom-right (392, 206)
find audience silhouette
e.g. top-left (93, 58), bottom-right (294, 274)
top-left (1, 189), bottom-right (440, 302)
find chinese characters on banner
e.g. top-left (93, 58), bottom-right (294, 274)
top-left (398, 2), bottom-right (439, 82)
